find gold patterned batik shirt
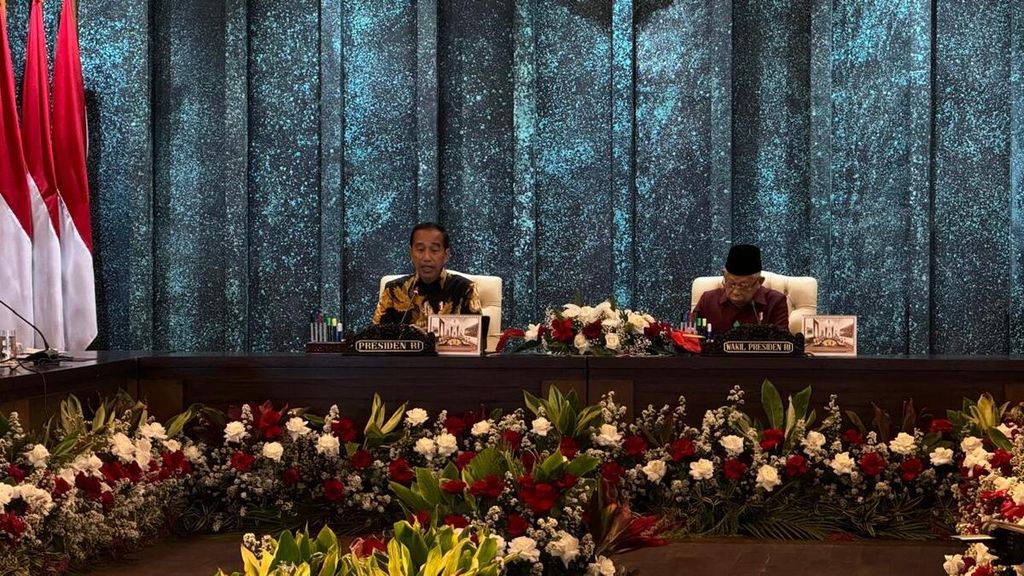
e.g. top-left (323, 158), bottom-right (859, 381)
top-left (372, 270), bottom-right (482, 327)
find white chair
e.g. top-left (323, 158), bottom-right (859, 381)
top-left (379, 270), bottom-right (503, 352)
top-left (690, 271), bottom-right (818, 334)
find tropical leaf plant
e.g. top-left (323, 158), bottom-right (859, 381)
top-left (948, 393), bottom-right (1013, 451)
top-left (523, 385), bottom-right (603, 439)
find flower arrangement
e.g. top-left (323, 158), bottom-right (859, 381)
top-left (497, 301), bottom-right (700, 355)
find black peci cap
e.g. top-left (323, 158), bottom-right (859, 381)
top-left (725, 244), bottom-right (763, 276)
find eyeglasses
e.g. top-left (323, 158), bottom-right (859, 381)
top-left (722, 278), bottom-right (759, 291)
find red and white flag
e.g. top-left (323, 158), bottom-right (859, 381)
top-left (0, 0), bottom-right (35, 343)
top-left (53, 0), bottom-right (95, 351)
top-left (22, 0), bottom-right (64, 350)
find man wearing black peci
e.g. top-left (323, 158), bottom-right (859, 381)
top-left (693, 244), bottom-right (789, 333)
top-left (372, 222), bottom-right (481, 328)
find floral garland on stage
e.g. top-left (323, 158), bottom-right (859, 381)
top-left (1, 384), bottom-right (1022, 574)
top-left (497, 301), bottom-right (702, 355)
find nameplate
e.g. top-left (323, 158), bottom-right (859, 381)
top-left (721, 340), bottom-right (795, 354)
top-left (354, 340), bottom-right (425, 353)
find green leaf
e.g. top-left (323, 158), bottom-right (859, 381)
top-left (989, 426), bottom-right (1013, 451)
top-left (415, 468), bottom-right (443, 508)
top-left (565, 454), bottom-right (600, 478)
top-left (791, 386), bottom-right (812, 422)
top-left (523, 391), bottom-right (542, 416)
top-left (390, 482), bottom-right (431, 513)
top-left (315, 525), bottom-right (338, 554)
top-left (761, 380), bottom-right (784, 429)
top-left (274, 529), bottom-right (301, 567)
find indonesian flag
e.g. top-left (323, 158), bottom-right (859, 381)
top-left (22, 0), bottom-right (64, 350)
top-left (0, 0), bottom-right (35, 342)
top-left (53, 0), bottom-right (95, 351)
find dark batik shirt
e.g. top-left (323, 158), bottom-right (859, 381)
top-left (693, 286), bottom-right (790, 333)
top-left (373, 270), bottom-right (481, 327)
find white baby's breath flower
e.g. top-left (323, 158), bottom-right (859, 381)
top-left (719, 435), bottom-right (745, 456)
top-left (262, 442), bottom-right (285, 461)
top-left (929, 446), bottom-right (954, 466)
top-left (286, 417), bottom-right (311, 440)
top-left (755, 465), bottom-right (781, 492)
top-left (830, 452), bottom-right (855, 475)
top-left (405, 408), bottom-right (428, 427)
top-left (471, 420), bottom-right (492, 436)
top-left (531, 417), bottom-right (553, 437)
top-left (315, 434), bottom-right (340, 458)
top-left (508, 536), bottom-right (541, 563)
top-left (689, 458), bottom-right (714, 480)
top-left (604, 333), bottom-right (621, 350)
top-left (24, 444), bottom-right (50, 468)
top-left (436, 433), bottom-right (458, 458)
top-left (642, 460), bottom-right (667, 483)
top-left (224, 421), bottom-right (247, 444)
top-left (593, 424), bottom-right (622, 447)
top-left (888, 432), bottom-right (916, 455)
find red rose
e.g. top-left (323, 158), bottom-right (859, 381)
top-left (351, 449), bottom-right (372, 470)
top-left (455, 451), bottom-right (477, 470)
top-left (991, 449), bottom-right (1013, 473)
top-left (389, 458), bottom-right (414, 484)
top-left (52, 477), bottom-right (72, 499)
top-left (469, 475), bottom-right (504, 499)
top-left (842, 429), bottom-right (863, 445)
top-left (101, 490), bottom-right (115, 512)
top-left (410, 510), bottom-right (430, 527)
top-left (582, 320), bottom-right (603, 339)
top-left (760, 428), bottom-right (785, 451)
top-left (559, 437), bottom-right (579, 459)
top-left (785, 454), bottom-right (808, 477)
top-left (256, 401), bottom-right (284, 440)
top-left (929, 419), bottom-right (953, 434)
top-left (331, 417), bottom-right (358, 442)
top-left (441, 479), bottom-right (467, 494)
top-left (444, 515), bottom-right (469, 528)
top-left (100, 461), bottom-right (123, 484)
top-left (322, 478), bottom-right (345, 501)
top-left (0, 513), bottom-right (26, 540)
top-left (519, 481), bottom-right (558, 514)
top-left (501, 430), bottom-right (522, 450)
top-left (162, 450), bottom-right (189, 476)
top-left (972, 566), bottom-right (994, 576)
top-left (444, 416), bottom-right (467, 436)
top-left (282, 467), bottom-right (302, 485)
top-left (723, 458), bottom-right (748, 480)
top-left (123, 462), bottom-right (144, 483)
top-left (496, 328), bottom-right (526, 352)
top-left (1001, 500), bottom-right (1024, 522)
top-left (858, 452), bottom-right (886, 476)
top-left (670, 438), bottom-right (695, 461)
top-left (553, 473), bottom-right (577, 490)
top-left (352, 536), bottom-right (387, 558)
top-left (6, 465), bottom-right (24, 483)
top-left (230, 452), bottom-right (256, 473)
top-left (601, 461), bottom-right (625, 485)
top-left (551, 318), bottom-right (574, 343)
top-left (506, 513), bottom-right (528, 537)
top-left (900, 458), bottom-right (924, 482)
top-left (521, 452), bottom-right (536, 472)
top-left (623, 435), bottom-right (649, 457)
top-left (75, 473), bottom-right (103, 500)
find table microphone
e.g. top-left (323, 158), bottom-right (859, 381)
top-left (0, 297), bottom-right (60, 364)
top-left (751, 300), bottom-right (761, 325)
top-left (398, 286), bottom-right (420, 327)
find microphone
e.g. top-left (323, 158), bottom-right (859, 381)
top-left (0, 297), bottom-right (59, 364)
top-left (398, 285), bottom-right (420, 327)
top-left (751, 300), bottom-right (761, 325)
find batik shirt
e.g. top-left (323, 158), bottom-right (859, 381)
top-left (372, 270), bottom-right (482, 327)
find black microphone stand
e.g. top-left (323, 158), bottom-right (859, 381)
top-left (0, 297), bottom-right (60, 364)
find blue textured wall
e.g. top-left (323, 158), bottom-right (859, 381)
top-left (6, 0), bottom-right (1021, 354)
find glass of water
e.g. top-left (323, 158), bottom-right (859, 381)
top-left (0, 330), bottom-right (16, 361)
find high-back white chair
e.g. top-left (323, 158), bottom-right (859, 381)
top-left (690, 271), bottom-right (817, 334)
top-left (379, 270), bottom-right (503, 352)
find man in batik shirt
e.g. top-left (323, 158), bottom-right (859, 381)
top-left (372, 222), bottom-right (482, 327)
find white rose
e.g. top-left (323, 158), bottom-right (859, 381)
top-left (962, 447), bottom-right (992, 472)
top-left (110, 433), bottom-right (136, 463)
top-left (604, 333), bottom-right (621, 350)
top-left (58, 467), bottom-right (76, 485)
top-left (574, 333), bottom-right (589, 352)
top-left (436, 433), bottom-right (458, 458)
top-left (689, 458), bottom-right (714, 480)
top-left (72, 453), bottom-right (103, 476)
top-left (508, 536), bottom-right (541, 563)
top-left (993, 475), bottom-right (1015, 492)
top-left (134, 437), bottom-right (153, 468)
top-left (0, 484), bottom-right (14, 507)
top-left (580, 306), bottom-right (600, 323)
top-left (888, 432), bottom-right (916, 455)
top-left (16, 484), bottom-right (53, 514)
top-left (262, 441), bottom-right (285, 461)
top-left (756, 465), bottom-right (781, 492)
top-left (414, 437), bottom-right (437, 460)
top-left (163, 439), bottom-right (182, 453)
top-left (593, 424), bottom-right (622, 447)
top-left (586, 555), bottom-right (616, 576)
top-left (802, 431), bottom-right (826, 453)
top-left (601, 317), bottom-right (622, 330)
top-left (1011, 483), bottom-right (1024, 506)
top-left (524, 323), bottom-right (540, 341)
top-left (137, 422), bottom-right (167, 440)
top-left (562, 304), bottom-right (581, 318)
top-left (830, 452), bottom-right (855, 475)
top-left (642, 459), bottom-right (667, 483)
top-left (531, 417), bottom-right (553, 437)
top-left (25, 444), bottom-right (50, 468)
top-left (184, 445), bottom-right (202, 461)
top-left (942, 554), bottom-right (964, 576)
top-left (315, 435), bottom-right (340, 458)
top-left (971, 543), bottom-right (997, 566)
top-left (627, 313), bottom-right (649, 330)
top-left (929, 446), bottom-right (954, 466)
top-left (719, 435), bottom-right (745, 456)
top-left (286, 417), bottom-right (311, 440)
top-left (643, 313), bottom-right (656, 323)
top-left (471, 420), bottom-right (492, 436)
top-left (961, 436), bottom-right (983, 453)
top-left (405, 408), bottom-right (428, 427)
top-left (545, 531), bottom-right (580, 568)
top-left (224, 421), bottom-right (247, 444)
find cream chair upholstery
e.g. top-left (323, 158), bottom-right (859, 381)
top-left (690, 271), bottom-right (817, 334)
top-left (379, 270), bottom-right (503, 352)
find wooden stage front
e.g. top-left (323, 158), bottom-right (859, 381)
top-left (2, 352), bottom-right (1023, 427)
